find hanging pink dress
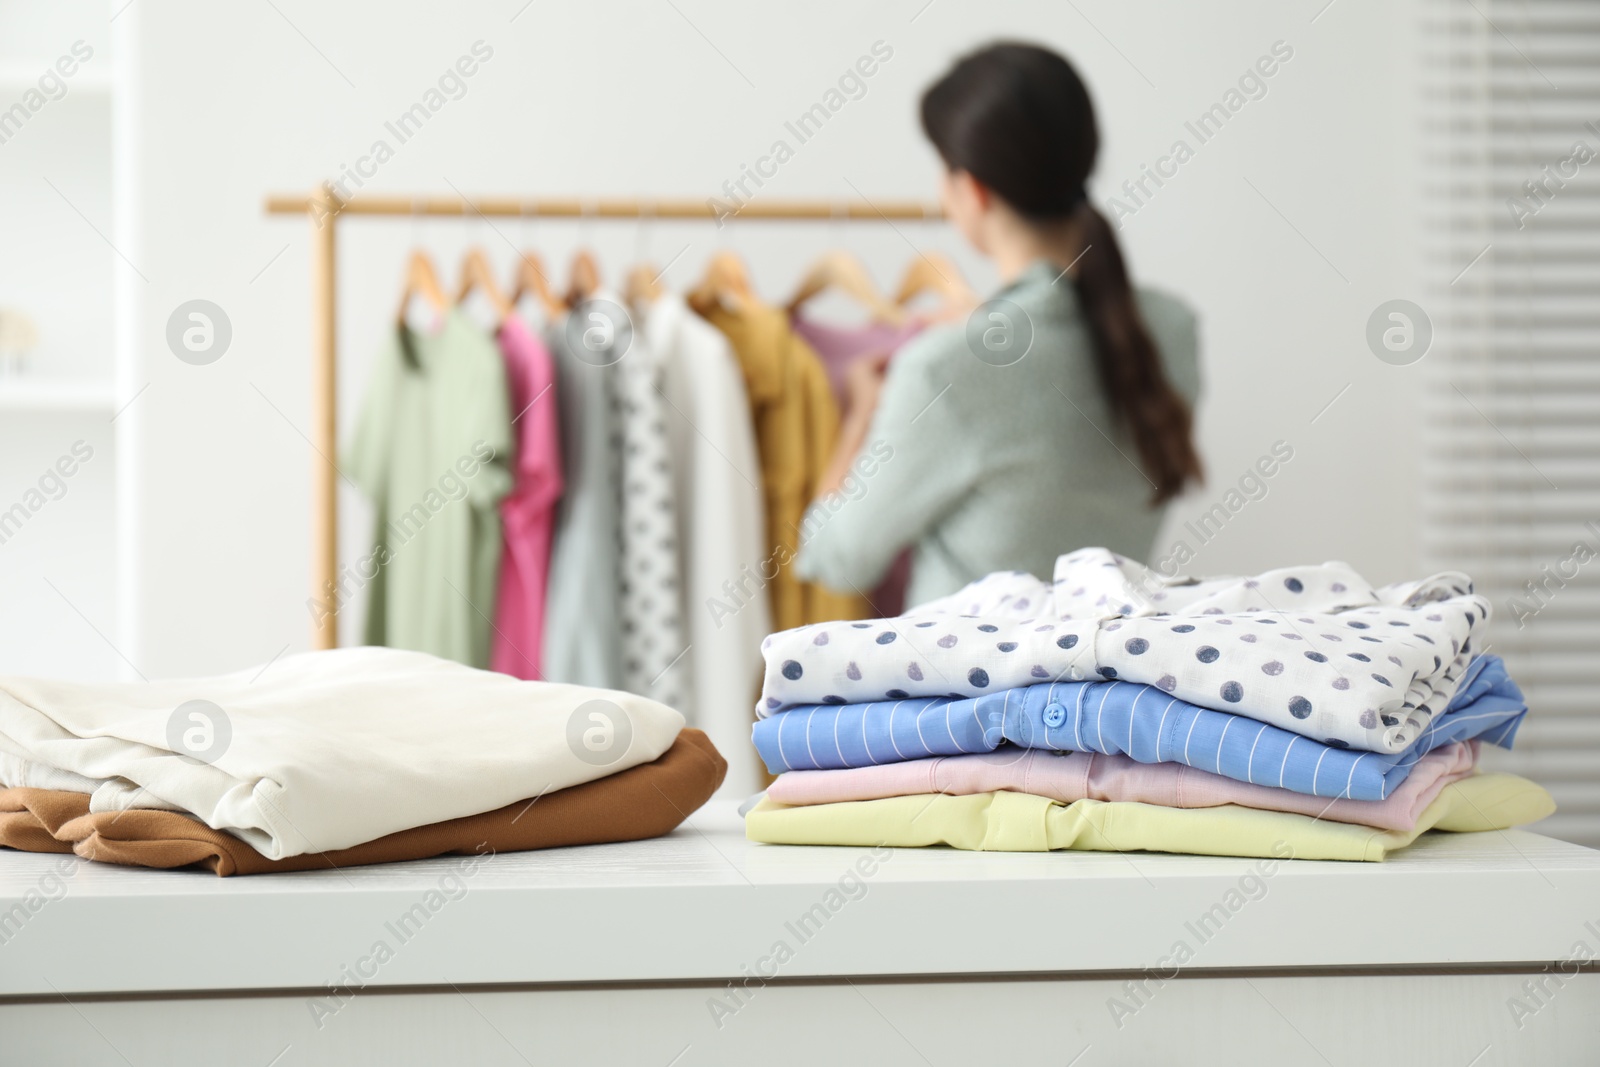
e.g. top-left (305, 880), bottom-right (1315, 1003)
top-left (491, 316), bottom-right (564, 679)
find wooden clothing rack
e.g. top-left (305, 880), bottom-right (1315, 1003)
top-left (264, 186), bottom-right (945, 649)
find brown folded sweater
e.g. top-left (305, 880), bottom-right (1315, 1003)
top-left (0, 728), bottom-right (725, 876)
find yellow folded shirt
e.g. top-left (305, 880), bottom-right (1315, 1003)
top-left (745, 772), bottom-right (1554, 862)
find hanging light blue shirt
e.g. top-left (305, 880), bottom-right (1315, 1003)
top-left (751, 655), bottom-right (1524, 800)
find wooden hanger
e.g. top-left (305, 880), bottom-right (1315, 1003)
top-left (786, 249), bottom-right (905, 325)
top-left (565, 250), bottom-right (601, 307)
top-left (625, 262), bottom-right (665, 307)
top-left (394, 249), bottom-right (449, 325)
top-left (894, 251), bottom-right (977, 319)
top-left (687, 250), bottom-right (757, 316)
top-left (456, 247), bottom-right (514, 323)
top-left (509, 250), bottom-right (566, 320)
top-left (625, 200), bottom-right (666, 308)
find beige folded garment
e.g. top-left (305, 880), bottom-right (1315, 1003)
top-left (0, 729), bottom-right (724, 876)
top-left (0, 646), bottom-right (686, 859)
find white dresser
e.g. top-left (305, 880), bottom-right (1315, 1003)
top-left (3, 800), bottom-right (1597, 1065)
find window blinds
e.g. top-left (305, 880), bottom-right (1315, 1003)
top-left (1423, 0), bottom-right (1600, 846)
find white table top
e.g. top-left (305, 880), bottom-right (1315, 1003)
top-left (2, 800), bottom-right (1596, 997)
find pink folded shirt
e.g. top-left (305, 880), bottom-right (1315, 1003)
top-left (765, 741), bottom-right (1481, 833)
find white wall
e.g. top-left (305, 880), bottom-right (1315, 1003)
top-left (0, 1), bottom-right (118, 680)
top-left (105, 0), bottom-right (1423, 678)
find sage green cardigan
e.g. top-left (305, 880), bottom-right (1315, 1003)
top-left (796, 260), bottom-right (1201, 609)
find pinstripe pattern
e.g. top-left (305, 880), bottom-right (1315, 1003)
top-left (751, 655), bottom-right (1525, 801)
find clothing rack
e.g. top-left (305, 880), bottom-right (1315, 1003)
top-left (264, 186), bottom-right (946, 649)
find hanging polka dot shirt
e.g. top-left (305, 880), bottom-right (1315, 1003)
top-left (756, 548), bottom-right (1491, 754)
top-left (613, 327), bottom-right (689, 713)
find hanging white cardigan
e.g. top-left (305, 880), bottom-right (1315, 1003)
top-left (647, 292), bottom-right (773, 796)
top-left (0, 647), bottom-right (683, 859)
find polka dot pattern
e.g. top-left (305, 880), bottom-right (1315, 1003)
top-left (750, 664), bottom-right (1522, 802)
top-left (756, 547), bottom-right (1490, 754)
top-left (614, 338), bottom-right (687, 710)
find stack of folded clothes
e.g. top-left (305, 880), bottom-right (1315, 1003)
top-left (0, 647), bottom-right (725, 875)
top-left (744, 548), bottom-right (1554, 862)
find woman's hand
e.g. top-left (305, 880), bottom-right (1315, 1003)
top-left (817, 351), bottom-right (893, 499)
top-left (844, 350), bottom-right (893, 414)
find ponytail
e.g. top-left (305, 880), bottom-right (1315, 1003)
top-left (920, 41), bottom-right (1203, 504)
top-left (1070, 203), bottom-right (1202, 504)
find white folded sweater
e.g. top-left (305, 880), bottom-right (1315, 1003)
top-left (0, 647), bottom-right (684, 859)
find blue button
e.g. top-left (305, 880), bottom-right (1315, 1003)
top-left (1042, 702), bottom-right (1067, 728)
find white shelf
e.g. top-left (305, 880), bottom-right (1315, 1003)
top-left (1, 798), bottom-right (1597, 997)
top-left (0, 378), bottom-right (116, 413)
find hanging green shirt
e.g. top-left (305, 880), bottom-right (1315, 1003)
top-left (344, 311), bottom-right (514, 668)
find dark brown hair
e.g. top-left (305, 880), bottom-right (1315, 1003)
top-left (920, 42), bottom-right (1202, 504)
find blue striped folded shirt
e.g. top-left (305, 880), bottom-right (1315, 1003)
top-left (751, 655), bottom-right (1524, 800)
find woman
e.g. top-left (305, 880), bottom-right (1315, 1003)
top-left (796, 41), bottom-right (1204, 610)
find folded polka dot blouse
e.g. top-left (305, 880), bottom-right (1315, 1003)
top-left (756, 548), bottom-right (1491, 754)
